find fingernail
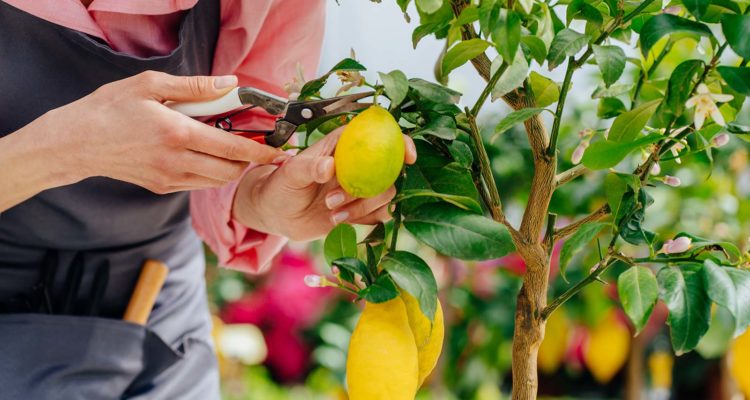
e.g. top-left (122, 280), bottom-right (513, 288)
top-left (317, 157), bottom-right (334, 179)
top-left (406, 137), bottom-right (416, 157)
top-left (214, 75), bottom-right (238, 89)
top-left (326, 192), bottom-right (345, 209)
top-left (272, 155), bottom-right (290, 165)
top-left (331, 211), bottom-right (349, 224)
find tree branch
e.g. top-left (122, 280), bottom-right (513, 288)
top-left (553, 204), bottom-right (611, 242)
top-left (555, 164), bottom-right (588, 186)
top-left (466, 107), bottom-right (508, 225)
top-left (541, 252), bottom-right (615, 319)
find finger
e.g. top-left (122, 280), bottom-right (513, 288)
top-left (404, 135), bottom-right (417, 165)
top-left (181, 151), bottom-right (249, 183)
top-left (349, 203), bottom-right (393, 225)
top-left (278, 154), bottom-right (335, 189)
top-left (151, 174), bottom-right (229, 194)
top-left (324, 187), bottom-right (358, 210)
top-left (184, 122), bottom-right (287, 164)
top-left (330, 186), bottom-right (396, 224)
top-left (134, 71), bottom-right (239, 102)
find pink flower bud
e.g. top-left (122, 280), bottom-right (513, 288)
top-left (571, 142), bottom-right (589, 165)
top-left (660, 236), bottom-right (692, 254)
top-left (331, 266), bottom-right (341, 276)
top-left (663, 175), bottom-right (681, 187)
top-left (711, 133), bottom-right (730, 147)
top-left (650, 162), bottom-right (661, 175)
top-left (663, 6), bottom-right (681, 15)
top-left (304, 275), bottom-right (323, 288)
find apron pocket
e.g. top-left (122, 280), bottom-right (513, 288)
top-left (0, 313), bottom-right (182, 400)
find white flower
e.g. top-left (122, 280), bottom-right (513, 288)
top-left (665, 126), bottom-right (689, 164)
top-left (282, 62), bottom-right (306, 100)
top-left (663, 175), bottom-right (681, 187)
top-left (304, 274), bottom-right (325, 288)
top-left (650, 162), bottom-right (661, 175)
top-left (685, 84), bottom-right (734, 129)
top-left (218, 324), bottom-right (268, 365)
top-left (659, 236), bottom-right (692, 254)
top-left (711, 133), bottom-right (730, 147)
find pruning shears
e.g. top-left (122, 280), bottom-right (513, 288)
top-left (169, 87), bottom-right (371, 147)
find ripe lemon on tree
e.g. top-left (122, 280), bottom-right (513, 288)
top-left (584, 310), bottom-right (631, 384)
top-left (334, 105), bottom-right (404, 198)
top-left (346, 297), bottom-right (419, 400)
top-left (538, 308), bottom-right (570, 374)
top-left (401, 290), bottom-right (444, 386)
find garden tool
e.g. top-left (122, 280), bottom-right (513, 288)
top-left (123, 259), bottom-right (169, 325)
top-left (169, 87), bottom-right (371, 147)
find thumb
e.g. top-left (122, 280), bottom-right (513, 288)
top-left (138, 71), bottom-right (238, 102)
top-left (279, 155), bottom-right (335, 189)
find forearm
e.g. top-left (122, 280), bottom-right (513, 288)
top-left (0, 113), bottom-right (80, 212)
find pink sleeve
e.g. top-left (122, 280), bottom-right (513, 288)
top-left (190, 0), bottom-right (326, 274)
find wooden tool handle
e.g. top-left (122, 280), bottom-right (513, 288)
top-left (123, 259), bottom-right (169, 325)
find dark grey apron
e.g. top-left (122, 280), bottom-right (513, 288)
top-left (0, 1), bottom-right (222, 398)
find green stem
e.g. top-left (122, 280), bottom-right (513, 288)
top-left (546, 57), bottom-right (575, 156)
top-left (390, 204), bottom-right (402, 253)
top-left (466, 108), bottom-right (504, 221)
top-left (632, 40), bottom-right (674, 109)
top-left (471, 62), bottom-right (508, 116)
top-left (542, 255), bottom-right (615, 319)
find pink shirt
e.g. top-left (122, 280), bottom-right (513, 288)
top-left (3, 0), bottom-right (326, 273)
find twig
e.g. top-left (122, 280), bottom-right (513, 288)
top-left (465, 108), bottom-right (506, 222)
top-left (632, 40), bottom-right (674, 109)
top-left (547, 57), bottom-right (576, 156)
top-left (553, 204), bottom-right (611, 242)
top-left (555, 164), bottom-right (588, 187)
top-left (471, 62), bottom-right (508, 116)
top-left (541, 253), bottom-right (615, 319)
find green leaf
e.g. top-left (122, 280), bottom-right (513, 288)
top-left (657, 265), bottom-right (711, 355)
top-left (529, 72), bottom-right (560, 107)
top-left (653, 60), bottom-right (704, 127)
top-left (324, 224), bottom-right (357, 265)
top-left (442, 39), bottom-right (492, 76)
top-left (332, 257), bottom-right (373, 285)
top-left (455, 5), bottom-right (479, 26)
top-left (416, 0), bottom-right (443, 14)
top-left (718, 66), bottom-right (750, 97)
top-left (674, 232), bottom-right (742, 263)
top-left (722, 13), bottom-right (750, 59)
top-left (639, 14), bottom-right (712, 56)
top-left (491, 50), bottom-right (529, 100)
top-left (592, 45), bottom-right (626, 87)
top-left (413, 22), bottom-right (450, 49)
top-left (616, 188), bottom-right (655, 246)
top-left (567, 0), bottom-right (604, 26)
top-left (604, 173), bottom-right (628, 218)
top-left (378, 70), bottom-right (409, 107)
top-left (521, 36), bottom-right (548, 65)
top-left (409, 78), bottom-right (462, 104)
top-left (559, 222), bottom-right (607, 280)
top-left (359, 274), bottom-right (399, 303)
top-left (380, 251), bottom-right (438, 320)
top-left (414, 115), bottom-right (457, 140)
top-left (597, 97), bottom-right (626, 119)
top-left (618, 266), bottom-right (659, 334)
top-left (404, 203), bottom-right (515, 260)
top-left (682, 0), bottom-right (710, 20)
top-left (492, 107), bottom-right (546, 141)
top-left (394, 189), bottom-right (483, 214)
top-left (298, 58), bottom-right (366, 99)
top-left (701, 260), bottom-right (750, 336)
top-left (581, 133), bottom-right (663, 170)
top-left (478, 0), bottom-right (500, 37)
top-left (448, 140), bottom-right (473, 168)
top-left (546, 29), bottom-right (588, 70)
top-left (608, 99), bottom-right (660, 143)
top-left (492, 10), bottom-right (521, 64)
top-left (592, 83), bottom-right (633, 99)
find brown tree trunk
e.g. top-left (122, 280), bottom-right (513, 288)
top-left (625, 333), bottom-right (646, 400)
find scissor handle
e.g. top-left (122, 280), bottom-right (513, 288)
top-left (167, 87), bottom-right (243, 117)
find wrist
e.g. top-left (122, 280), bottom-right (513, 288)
top-left (232, 166), bottom-right (278, 236)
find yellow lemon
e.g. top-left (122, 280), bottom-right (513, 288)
top-left (538, 309), bottom-right (570, 374)
top-left (584, 311), bottom-right (631, 384)
top-left (334, 106), bottom-right (404, 198)
top-left (401, 291), bottom-right (445, 387)
top-left (730, 329), bottom-right (750, 398)
top-left (346, 298), bottom-right (418, 400)
top-left (648, 350), bottom-right (674, 389)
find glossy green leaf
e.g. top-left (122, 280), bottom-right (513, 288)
top-left (722, 13), bottom-right (750, 59)
top-left (413, 115), bottom-right (457, 140)
top-left (616, 188), bottom-right (655, 246)
top-left (674, 232), bottom-right (742, 262)
top-left (416, 0), bottom-right (443, 14)
top-left (682, 0), bottom-right (710, 20)
top-left (618, 266), bottom-right (659, 334)
top-left (559, 222), bottom-right (607, 280)
top-left (597, 97), bottom-right (626, 119)
top-left (653, 60), bottom-right (704, 127)
top-left (639, 14), bottom-right (711, 56)
top-left (521, 36), bottom-right (548, 65)
top-left (529, 72), bottom-right (560, 107)
top-left (657, 265), bottom-right (711, 355)
top-left (455, 5), bottom-right (479, 26)
top-left (359, 274), bottom-right (399, 303)
top-left (491, 50), bottom-right (529, 99)
top-left (608, 100), bottom-right (660, 143)
top-left (332, 257), bottom-right (373, 285)
top-left (378, 70), bottom-right (409, 107)
top-left (592, 45), bottom-right (626, 87)
top-left (581, 133), bottom-right (662, 170)
top-left (381, 251), bottom-right (438, 320)
top-left (448, 140), bottom-right (473, 168)
top-left (604, 173), bottom-right (628, 218)
top-left (718, 66), bottom-right (750, 97)
top-left (413, 22), bottom-right (450, 49)
top-left (442, 39), bottom-right (492, 76)
top-left (592, 83), bottom-right (633, 99)
top-left (404, 203), bottom-right (515, 260)
top-left (492, 107), bottom-right (546, 141)
top-left (492, 10), bottom-right (521, 64)
top-left (409, 78), bottom-right (462, 104)
top-left (701, 260), bottom-right (750, 336)
top-left (299, 58), bottom-right (366, 99)
top-left (546, 28), bottom-right (588, 70)
top-left (394, 189), bottom-right (483, 214)
top-left (324, 224), bottom-right (357, 265)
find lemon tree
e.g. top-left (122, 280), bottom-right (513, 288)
top-left (296, 1), bottom-right (750, 398)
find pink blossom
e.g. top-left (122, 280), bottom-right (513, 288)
top-left (650, 162), bottom-right (661, 175)
top-left (660, 236), bottom-right (692, 254)
top-left (663, 175), bottom-right (681, 187)
top-left (711, 133), bottom-right (730, 147)
top-left (571, 141), bottom-right (589, 164)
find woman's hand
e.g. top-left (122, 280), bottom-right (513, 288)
top-left (232, 127), bottom-right (417, 242)
top-left (21, 71), bottom-right (286, 194)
